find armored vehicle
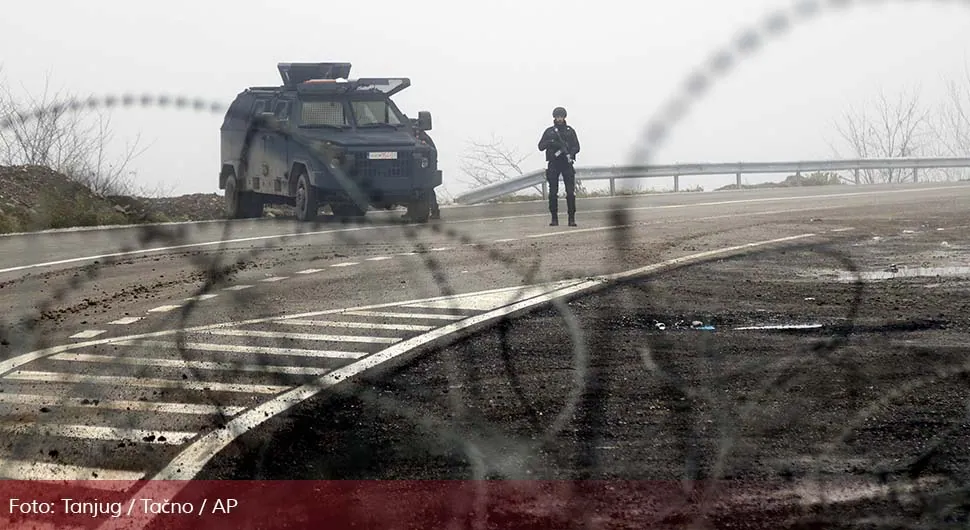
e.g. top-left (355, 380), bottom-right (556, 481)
top-left (219, 62), bottom-right (442, 222)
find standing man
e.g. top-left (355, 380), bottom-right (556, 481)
top-left (537, 106), bottom-right (580, 226)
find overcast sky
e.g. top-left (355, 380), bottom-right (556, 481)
top-left (1, 0), bottom-right (969, 199)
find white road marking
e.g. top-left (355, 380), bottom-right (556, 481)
top-left (0, 458), bottom-right (144, 486)
top-left (278, 319), bottom-right (435, 332)
top-left (185, 293), bottom-right (219, 301)
top-left (430, 247), bottom-right (452, 251)
top-left (830, 227), bottom-right (856, 232)
top-left (331, 262), bottom-right (358, 267)
top-left (202, 329), bottom-right (401, 344)
top-left (403, 283), bottom-right (577, 311)
top-left (70, 330), bottom-right (106, 339)
top-left (1, 183), bottom-right (964, 276)
top-left (147, 305), bottom-right (182, 313)
top-left (4, 371), bottom-right (289, 394)
top-left (493, 238), bottom-right (519, 243)
top-left (521, 206), bottom-right (826, 241)
top-left (365, 256), bottom-right (392, 261)
top-left (296, 269), bottom-right (323, 274)
top-left (343, 310), bottom-right (466, 321)
top-left (0, 282), bottom-right (626, 378)
top-left (144, 231), bottom-right (820, 491)
top-left (113, 340), bottom-right (369, 360)
top-left (108, 317), bottom-right (142, 325)
top-left (223, 284), bottom-right (253, 291)
top-left (734, 324), bottom-right (823, 330)
top-left (0, 423), bottom-right (195, 445)
top-left (259, 276), bottom-right (288, 282)
top-left (526, 225), bottom-right (630, 238)
top-left (0, 233), bottom-right (826, 522)
top-left (49, 353), bottom-right (331, 375)
top-left (0, 393), bottom-right (244, 415)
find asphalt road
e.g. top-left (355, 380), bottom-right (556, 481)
top-left (0, 181), bottom-right (968, 528)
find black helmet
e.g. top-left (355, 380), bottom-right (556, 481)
top-left (552, 106), bottom-right (567, 118)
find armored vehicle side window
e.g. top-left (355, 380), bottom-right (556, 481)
top-left (252, 100), bottom-right (267, 116)
top-left (273, 101), bottom-right (290, 119)
top-left (351, 100), bottom-right (403, 126)
top-left (300, 101), bottom-right (347, 127)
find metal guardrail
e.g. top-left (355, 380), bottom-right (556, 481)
top-left (453, 156), bottom-right (970, 205)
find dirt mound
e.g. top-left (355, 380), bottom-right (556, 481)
top-left (716, 172), bottom-right (843, 191)
top-left (105, 193), bottom-right (228, 223)
top-left (0, 165), bottom-right (236, 234)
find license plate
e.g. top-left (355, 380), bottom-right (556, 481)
top-left (367, 151), bottom-right (398, 160)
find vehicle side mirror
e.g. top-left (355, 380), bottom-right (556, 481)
top-left (417, 110), bottom-right (432, 131)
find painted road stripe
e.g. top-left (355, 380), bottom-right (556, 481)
top-left (0, 282), bottom-right (588, 379)
top-left (734, 324), bottom-right (823, 330)
top-left (185, 293), bottom-right (219, 301)
top-left (146, 232), bottom-right (819, 486)
top-left (331, 262), bottom-right (358, 267)
top-left (3, 371), bottom-right (290, 394)
top-left (113, 340), bottom-right (369, 360)
top-left (0, 393), bottom-right (244, 415)
top-left (0, 423), bottom-right (195, 445)
top-left (108, 317), bottom-right (142, 325)
top-left (202, 329), bottom-right (401, 344)
top-left (0, 458), bottom-right (144, 485)
top-left (404, 286), bottom-right (567, 312)
top-left (343, 310), bottom-right (466, 321)
top-left (223, 284), bottom-right (253, 291)
top-left (0, 232), bottom-right (828, 530)
top-left (147, 305), bottom-right (182, 313)
top-left (2, 183), bottom-right (965, 276)
top-left (430, 247), bottom-right (452, 251)
top-left (49, 353), bottom-right (332, 375)
top-left (259, 276), bottom-right (288, 282)
top-left (366, 256), bottom-right (392, 261)
top-left (296, 269), bottom-right (323, 274)
top-left (493, 238), bottom-right (519, 243)
top-left (278, 319), bottom-right (435, 332)
top-left (70, 330), bottom-right (106, 339)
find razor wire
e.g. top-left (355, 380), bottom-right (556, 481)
top-left (0, 0), bottom-right (966, 528)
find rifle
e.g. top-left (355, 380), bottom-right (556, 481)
top-left (551, 127), bottom-right (574, 164)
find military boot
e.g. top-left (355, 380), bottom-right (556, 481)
top-left (568, 214), bottom-right (577, 227)
top-left (550, 214), bottom-right (559, 226)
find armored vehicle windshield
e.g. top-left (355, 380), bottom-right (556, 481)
top-left (297, 96), bottom-right (407, 130)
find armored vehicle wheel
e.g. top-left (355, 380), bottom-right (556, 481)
top-left (225, 176), bottom-right (263, 219)
top-left (405, 193), bottom-right (431, 223)
top-left (294, 172), bottom-right (319, 222)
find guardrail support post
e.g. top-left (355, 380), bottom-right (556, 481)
top-left (609, 178), bottom-right (615, 196)
top-left (542, 181), bottom-right (547, 200)
top-left (674, 175), bottom-right (680, 192)
top-left (854, 168), bottom-right (860, 185)
top-left (736, 172), bottom-right (742, 189)
top-left (913, 168), bottom-right (918, 183)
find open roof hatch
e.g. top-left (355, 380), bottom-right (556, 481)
top-left (278, 62), bottom-right (352, 87)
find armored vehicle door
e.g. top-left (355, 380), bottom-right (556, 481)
top-left (261, 98), bottom-right (292, 195)
top-left (244, 98), bottom-right (272, 192)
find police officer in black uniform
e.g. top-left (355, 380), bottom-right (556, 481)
top-left (537, 106), bottom-right (580, 226)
